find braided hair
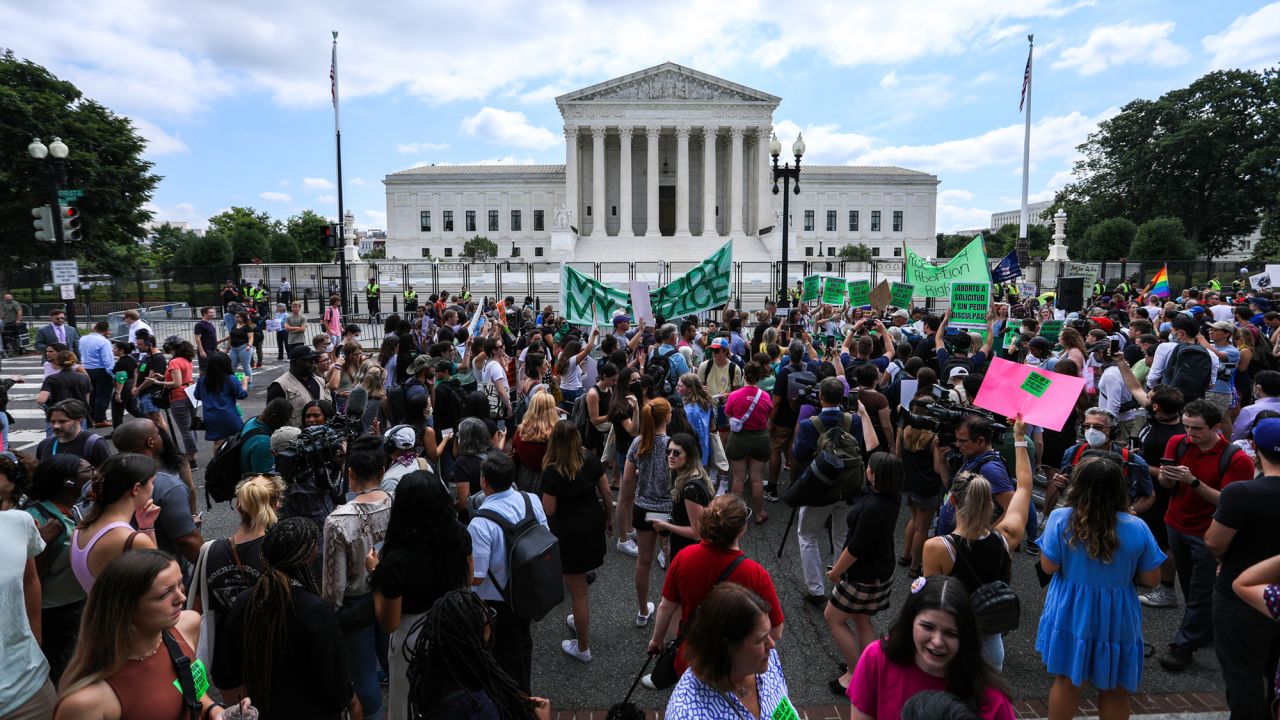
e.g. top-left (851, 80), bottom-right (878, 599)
top-left (406, 589), bottom-right (535, 720)
top-left (242, 517), bottom-right (320, 716)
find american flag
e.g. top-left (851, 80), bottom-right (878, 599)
top-left (330, 40), bottom-right (338, 108)
top-left (1018, 46), bottom-right (1029, 111)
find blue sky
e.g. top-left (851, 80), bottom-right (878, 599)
top-left (2, 0), bottom-right (1276, 234)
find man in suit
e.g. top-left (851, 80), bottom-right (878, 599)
top-left (34, 308), bottom-right (79, 355)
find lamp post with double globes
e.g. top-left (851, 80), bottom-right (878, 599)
top-left (770, 132), bottom-right (804, 306)
top-left (28, 136), bottom-right (77, 327)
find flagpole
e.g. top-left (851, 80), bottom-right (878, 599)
top-left (1016, 34), bottom-right (1034, 266)
top-left (332, 30), bottom-right (349, 316)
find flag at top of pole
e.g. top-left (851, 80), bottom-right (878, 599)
top-left (330, 31), bottom-right (340, 131)
top-left (1015, 34), bottom-right (1034, 265)
top-left (1019, 41), bottom-right (1033, 112)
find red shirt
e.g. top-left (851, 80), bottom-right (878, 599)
top-left (724, 385), bottom-right (772, 432)
top-left (660, 543), bottom-right (784, 674)
top-left (1162, 434), bottom-right (1254, 536)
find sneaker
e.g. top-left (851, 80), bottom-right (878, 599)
top-left (635, 601), bottom-right (655, 627)
top-left (1158, 644), bottom-right (1193, 672)
top-left (657, 549), bottom-right (667, 569)
top-left (803, 593), bottom-right (828, 608)
top-left (616, 538), bottom-right (639, 557)
top-left (1140, 585), bottom-right (1179, 609)
top-left (566, 614), bottom-right (576, 633)
top-left (640, 674), bottom-right (658, 690)
top-left (763, 488), bottom-right (780, 503)
top-left (586, 570), bottom-right (597, 585)
top-left (561, 639), bottom-right (592, 663)
top-left (1024, 539), bottom-right (1040, 556)
top-left (628, 529), bottom-right (637, 541)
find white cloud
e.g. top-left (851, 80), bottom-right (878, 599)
top-left (144, 201), bottom-right (206, 229)
top-left (396, 141), bottom-right (450, 154)
top-left (460, 107), bottom-right (559, 150)
top-left (1052, 21), bottom-right (1189, 75)
top-left (315, 194), bottom-right (336, 204)
top-left (259, 191), bottom-right (291, 203)
top-left (1046, 169), bottom-right (1075, 189)
top-left (938, 189), bottom-right (974, 203)
top-left (349, 178), bottom-right (368, 186)
top-left (936, 197), bottom-right (994, 233)
top-left (303, 177), bottom-right (334, 189)
top-left (1202, 3), bottom-right (1280, 71)
top-left (364, 210), bottom-right (387, 227)
top-left (131, 117), bottom-right (188, 155)
top-left (879, 71), bottom-right (899, 88)
top-left (772, 120), bottom-right (875, 165)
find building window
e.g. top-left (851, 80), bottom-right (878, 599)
top-left (849, 210), bottom-right (859, 231)
top-left (534, 247), bottom-right (544, 257)
top-left (805, 246), bottom-right (814, 256)
top-left (443, 211), bottom-right (454, 232)
top-left (511, 210), bottom-right (522, 232)
top-left (872, 247), bottom-right (881, 257)
top-left (488, 210), bottom-right (499, 232)
top-left (586, 205), bottom-right (592, 216)
top-left (465, 211), bottom-right (476, 232)
top-left (804, 210), bottom-right (814, 231)
top-left (444, 247), bottom-right (453, 257)
top-left (534, 210), bottom-right (544, 231)
top-left (871, 211), bottom-right (881, 232)
top-left (511, 246), bottom-right (521, 257)
top-left (826, 210), bottom-right (836, 232)
top-left (419, 211), bottom-right (431, 232)
top-left (421, 248), bottom-right (431, 258)
top-left (612, 205), bottom-right (617, 216)
top-left (827, 247), bottom-right (835, 257)
top-left (893, 211), bottom-right (903, 232)
top-left (893, 247), bottom-right (902, 257)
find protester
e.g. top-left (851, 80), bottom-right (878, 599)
top-left (36, 399), bottom-right (112, 466)
top-left (329, 341), bottom-right (365, 413)
top-left (622, 397), bottom-right (672, 626)
top-left (345, 362), bottom-right (387, 434)
top-left (609, 366), bottom-right (643, 556)
top-left (220, 310), bottom-right (256, 385)
top-left (110, 340), bottom-right (140, 429)
top-left (0, 475), bottom-right (56, 719)
top-left (133, 332), bottom-right (172, 437)
top-left (194, 306), bottom-right (220, 372)
top-left (726, 361), bottom-right (773, 520)
top-left (897, 397), bottom-right (947, 578)
top-left (78, 321), bottom-right (114, 428)
top-left (70, 453), bottom-right (161, 593)
top-left (650, 432), bottom-right (714, 561)
top-left (268, 346), bottom-right (333, 427)
top-left (163, 339), bottom-right (199, 472)
top-left (195, 352), bottom-right (249, 450)
top-left (511, 390), bottom-right (558, 494)
top-left (239, 398), bottom-right (293, 474)
top-left (110, 420), bottom-right (203, 565)
top-left (36, 349), bottom-right (91, 415)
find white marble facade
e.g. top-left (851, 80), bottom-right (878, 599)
top-left (384, 63), bottom-right (939, 263)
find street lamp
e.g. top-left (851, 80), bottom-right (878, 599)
top-left (29, 137), bottom-right (77, 327)
top-left (770, 132), bottom-right (804, 305)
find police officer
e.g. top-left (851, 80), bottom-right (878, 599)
top-left (1115, 278), bottom-right (1133, 296)
top-left (1093, 280), bottom-right (1106, 298)
top-left (1208, 276), bottom-right (1222, 292)
top-left (789, 280), bottom-right (803, 308)
top-left (403, 287), bottom-right (418, 313)
top-left (365, 277), bottom-right (381, 318)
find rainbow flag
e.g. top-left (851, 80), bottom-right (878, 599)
top-left (1148, 265), bottom-right (1170, 298)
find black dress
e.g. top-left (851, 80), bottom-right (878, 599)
top-left (668, 477), bottom-right (712, 559)
top-left (541, 454), bottom-right (607, 574)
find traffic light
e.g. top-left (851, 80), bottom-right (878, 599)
top-left (32, 206), bottom-right (54, 242)
top-left (60, 206), bottom-right (82, 242)
top-left (323, 223), bottom-right (341, 248)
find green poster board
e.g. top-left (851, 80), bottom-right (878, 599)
top-left (1039, 319), bottom-right (1064, 341)
top-left (802, 275), bottom-right (821, 302)
top-left (949, 281), bottom-right (990, 331)
top-left (889, 281), bottom-right (915, 308)
top-left (847, 280), bottom-right (871, 307)
top-left (822, 277), bottom-right (847, 305)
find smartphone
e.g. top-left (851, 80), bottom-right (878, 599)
top-left (373, 541), bottom-right (385, 553)
top-left (788, 323), bottom-right (804, 337)
top-left (440, 428), bottom-right (454, 439)
top-left (1110, 338), bottom-right (1120, 355)
top-left (644, 512), bottom-right (671, 525)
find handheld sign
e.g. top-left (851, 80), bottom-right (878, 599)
top-left (949, 281), bottom-right (990, 331)
top-left (771, 696), bottom-right (801, 720)
top-left (1038, 319), bottom-right (1064, 341)
top-left (847, 280), bottom-right (871, 307)
top-left (822, 277), bottom-right (847, 306)
top-left (802, 275), bottom-right (821, 302)
top-left (869, 280), bottom-right (892, 312)
top-left (1020, 371), bottom-right (1052, 397)
top-left (973, 358), bottom-right (1086, 431)
top-left (889, 281), bottom-right (915, 309)
top-left (629, 281), bottom-right (654, 326)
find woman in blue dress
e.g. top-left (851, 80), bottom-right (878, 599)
top-left (195, 352), bottom-right (248, 450)
top-left (1036, 454), bottom-right (1165, 720)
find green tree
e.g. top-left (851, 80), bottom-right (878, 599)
top-left (206, 207), bottom-right (278, 264)
top-left (271, 232), bottom-right (302, 263)
top-left (1056, 68), bottom-right (1280, 258)
top-left (1251, 191), bottom-right (1280, 263)
top-left (0, 50), bottom-right (159, 273)
top-left (144, 222), bottom-right (199, 267)
top-left (1078, 217), bottom-right (1137, 261)
top-left (838, 243), bottom-right (873, 262)
top-left (285, 209), bottom-right (337, 262)
top-left (180, 232), bottom-right (233, 267)
top-left (1130, 217), bottom-right (1194, 261)
top-left (462, 235), bottom-right (498, 261)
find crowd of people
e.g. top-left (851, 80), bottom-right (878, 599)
top-left (0, 276), bottom-right (1278, 720)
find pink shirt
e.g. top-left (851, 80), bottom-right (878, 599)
top-left (848, 641), bottom-right (1015, 720)
top-left (324, 306), bottom-right (343, 335)
top-left (723, 385), bottom-right (772, 432)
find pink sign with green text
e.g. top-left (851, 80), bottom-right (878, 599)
top-left (972, 358), bottom-right (1087, 432)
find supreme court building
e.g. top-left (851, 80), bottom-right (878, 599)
top-left (383, 62), bottom-right (940, 263)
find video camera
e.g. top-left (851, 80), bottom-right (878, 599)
top-left (903, 399), bottom-right (1007, 447)
top-left (274, 413), bottom-right (363, 493)
top-left (796, 382), bottom-right (861, 413)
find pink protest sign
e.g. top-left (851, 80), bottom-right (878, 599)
top-left (972, 358), bottom-right (1086, 432)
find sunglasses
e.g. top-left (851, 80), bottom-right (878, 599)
top-left (667, 448), bottom-right (684, 457)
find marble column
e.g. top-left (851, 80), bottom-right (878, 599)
top-left (757, 127), bottom-right (772, 234)
top-left (729, 127), bottom-right (745, 236)
top-left (701, 127), bottom-right (718, 236)
top-left (675, 125), bottom-right (691, 237)
top-left (563, 124), bottom-right (579, 229)
top-left (589, 125), bottom-right (607, 238)
top-left (645, 127), bottom-right (661, 237)
top-left (618, 126), bottom-right (634, 238)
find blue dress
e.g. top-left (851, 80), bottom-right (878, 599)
top-left (195, 375), bottom-right (247, 442)
top-left (1035, 507), bottom-right (1166, 691)
top-left (666, 648), bottom-right (789, 720)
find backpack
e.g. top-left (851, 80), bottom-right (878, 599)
top-left (697, 359), bottom-right (738, 389)
top-left (475, 492), bottom-right (564, 620)
top-left (946, 533), bottom-right (1021, 635)
top-left (941, 354), bottom-right (973, 383)
top-left (204, 423), bottom-right (273, 506)
top-left (843, 357), bottom-right (870, 388)
top-left (570, 389), bottom-right (592, 438)
top-left (1173, 436), bottom-right (1243, 480)
top-left (1164, 343), bottom-right (1213, 402)
top-left (646, 347), bottom-right (680, 397)
top-left (782, 414), bottom-right (865, 507)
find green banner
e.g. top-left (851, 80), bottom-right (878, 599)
top-left (847, 280), bottom-right (871, 307)
top-left (1039, 319), bottom-right (1064, 341)
top-left (802, 275), bottom-right (821, 302)
top-left (949, 281), bottom-right (990, 331)
top-left (904, 236), bottom-right (991, 297)
top-left (822, 277), bottom-right (847, 305)
top-left (560, 240), bottom-right (733, 326)
top-left (889, 281), bottom-right (915, 308)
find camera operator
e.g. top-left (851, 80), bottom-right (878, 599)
top-left (935, 416), bottom-right (1015, 537)
top-left (268, 346), bottom-right (335, 427)
top-left (1094, 342), bottom-right (1143, 444)
top-left (768, 339), bottom-right (820, 502)
top-left (793, 377), bottom-right (880, 605)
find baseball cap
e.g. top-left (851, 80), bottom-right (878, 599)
top-left (384, 424), bottom-right (417, 451)
top-left (1093, 317), bottom-right (1114, 333)
top-left (1187, 305), bottom-right (1205, 316)
top-left (709, 337), bottom-right (730, 351)
top-left (948, 366), bottom-right (970, 381)
top-left (269, 426), bottom-right (301, 454)
top-left (1251, 417), bottom-right (1280, 454)
top-left (612, 314), bottom-right (631, 326)
top-left (288, 345), bottom-right (319, 361)
top-left (891, 308), bottom-right (910, 319)
top-left (1209, 321), bottom-right (1237, 334)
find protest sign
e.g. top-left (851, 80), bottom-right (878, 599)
top-left (802, 275), bottom-right (821, 302)
top-left (990, 249), bottom-right (1022, 283)
top-left (1252, 271), bottom-right (1274, 291)
top-left (949, 281), bottom-right (990, 331)
top-left (1003, 325), bottom-right (1022, 352)
top-left (629, 282), bottom-right (654, 326)
top-left (1266, 265), bottom-right (1280, 289)
top-left (1039, 319), bottom-right (1064, 341)
top-left (898, 379), bottom-right (918, 410)
top-left (904, 235), bottom-right (991, 297)
top-left (648, 239), bottom-right (733, 319)
top-left (1017, 282), bottom-right (1037, 297)
top-left (1067, 263), bottom-right (1100, 301)
top-left (847, 280), bottom-right (871, 307)
top-left (869, 280), bottom-right (892, 312)
top-left (889, 282), bottom-right (915, 308)
top-left (561, 264), bottom-right (631, 326)
top-left (972, 357), bottom-right (1086, 431)
top-left (822, 277), bottom-right (847, 306)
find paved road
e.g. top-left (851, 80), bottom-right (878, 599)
top-left (0, 350), bottom-right (1228, 710)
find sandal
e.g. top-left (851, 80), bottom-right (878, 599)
top-left (828, 677), bottom-right (849, 696)
top-left (897, 556), bottom-right (911, 567)
top-left (908, 566), bottom-right (922, 580)
top-left (753, 511), bottom-right (769, 525)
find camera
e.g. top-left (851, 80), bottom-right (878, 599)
top-left (275, 413), bottom-right (363, 494)
top-left (797, 383), bottom-right (860, 412)
top-left (903, 399), bottom-right (1007, 447)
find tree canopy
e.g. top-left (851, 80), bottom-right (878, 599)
top-left (1129, 217), bottom-right (1194, 261)
top-left (838, 243), bottom-right (873, 262)
top-left (0, 50), bottom-right (159, 274)
top-left (462, 235), bottom-right (498, 261)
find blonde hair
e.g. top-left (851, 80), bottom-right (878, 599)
top-left (235, 475), bottom-right (285, 531)
top-left (901, 396), bottom-right (937, 452)
top-left (358, 364), bottom-right (386, 399)
top-left (517, 390), bottom-right (559, 443)
top-left (677, 372), bottom-right (713, 410)
top-left (952, 475), bottom-right (994, 532)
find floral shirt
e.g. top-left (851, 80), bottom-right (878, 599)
top-left (665, 649), bottom-right (789, 720)
top-left (1267, 584), bottom-right (1280, 696)
top-left (321, 497), bottom-right (391, 606)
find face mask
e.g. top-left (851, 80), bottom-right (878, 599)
top-left (1084, 428), bottom-right (1108, 447)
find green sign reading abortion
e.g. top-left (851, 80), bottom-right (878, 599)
top-left (822, 277), bottom-right (847, 306)
top-left (949, 281), bottom-right (991, 332)
top-left (904, 236), bottom-right (992, 297)
top-left (561, 240), bottom-right (733, 326)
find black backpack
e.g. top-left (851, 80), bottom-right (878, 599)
top-left (475, 492), bottom-right (564, 620)
top-left (1164, 343), bottom-right (1213, 402)
top-left (646, 347), bottom-right (681, 397)
top-left (1173, 436), bottom-right (1243, 479)
top-left (204, 424), bottom-right (273, 506)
